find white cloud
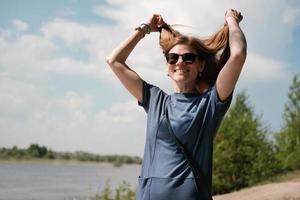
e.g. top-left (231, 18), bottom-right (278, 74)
top-left (93, 0), bottom-right (293, 86)
top-left (93, 0), bottom-right (222, 34)
top-left (40, 17), bottom-right (130, 76)
top-left (45, 57), bottom-right (100, 76)
top-left (0, 25), bottom-right (103, 80)
top-left (41, 17), bottom-right (116, 54)
top-left (12, 19), bottom-right (28, 32)
top-left (0, 33), bottom-right (57, 79)
top-left (42, 18), bottom-right (92, 47)
top-left (0, 77), bottom-right (42, 118)
top-left (95, 100), bottom-right (143, 123)
top-left (94, 0), bottom-right (291, 36)
top-left (239, 52), bottom-right (290, 85)
top-left (92, 100), bottom-right (146, 155)
top-left (1, 1), bottom-right (294, 86)
top-left (283, 7), bottom-right (300, 26)
top-left (58, 91), bottom-right (93, 111)
top-left (0, 28), bottom-right (12, 39)
top-left (0, 75), bottom-right (146, 155)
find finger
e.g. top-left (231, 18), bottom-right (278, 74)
top-left (152, 14), bottom-right (159, 21)
top-left (239, 15), bottom-right (243, 21)
top-left (158, 19), bottom-right (162, 26)
top-left (237, 11), bottom-right (243, 19)
top-left (159, 16), bottom-right (165, 26)
top-left (227, 9), bottom-right (236, 15)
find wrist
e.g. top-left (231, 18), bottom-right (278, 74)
top-left (226, 18), bottom-right (239, 26)
top-left (134, 23), bottom-right (151, 37)
top-left (141, 23), bottom-right (151, 34)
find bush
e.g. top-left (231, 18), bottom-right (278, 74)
top-left (275, 74), bottom-right (300, 170)
top-left (90, 180), bottom-right (135, 200)
top-left (213, 91), bottom-right (279, 194)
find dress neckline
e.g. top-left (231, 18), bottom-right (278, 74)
top-left (171, 92), bottom-right (201, 98)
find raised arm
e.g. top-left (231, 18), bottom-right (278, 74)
top-left (216, 9), bottom-right (247, 101)
top-left (106, 14), bottom-right (164, 102)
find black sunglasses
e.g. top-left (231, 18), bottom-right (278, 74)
top-left (165, 53), bottom-right (199, 65)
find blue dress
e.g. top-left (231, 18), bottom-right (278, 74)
top-left (136, 81), bottom-right (232, 200)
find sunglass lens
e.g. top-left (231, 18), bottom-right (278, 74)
top-left (182, 53), bottom-right (196, 64)
top-left (166, 53), bottom-right (179, 64)
top-left (166, 53), bottom-right (197, 64)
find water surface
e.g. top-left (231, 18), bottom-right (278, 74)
top-left (0, 162), bottom-right (140, 200)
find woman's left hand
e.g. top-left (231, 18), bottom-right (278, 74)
top-left (225, 9), bottom-right (243, 25)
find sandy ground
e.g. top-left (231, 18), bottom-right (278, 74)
top-left (213, 181), bottom-right (300, 200)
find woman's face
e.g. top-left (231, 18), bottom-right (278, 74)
top-left (166, 44), bottom-right (204, 85)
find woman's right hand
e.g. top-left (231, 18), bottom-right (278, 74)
top-left (147, 14), bottom-right (166, 32)
top-left (225, 9), bottom-right (243, 25)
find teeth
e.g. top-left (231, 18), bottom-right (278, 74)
top-left (174, 69), bottom-right (189, 73)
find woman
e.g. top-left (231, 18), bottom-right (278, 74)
top-left (106, 9), bottom-right (247, 200)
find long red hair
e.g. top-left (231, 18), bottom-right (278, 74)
top-left (159, 24), bottom-right (230, 91)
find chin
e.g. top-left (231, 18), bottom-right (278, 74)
top-left (172, 76), bottom-right (196, 84)
top-left (172, 72), bottom-right (192, 79)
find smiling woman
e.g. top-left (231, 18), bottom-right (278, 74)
top-left (106, 9), bottom-right (247, 200)
top-left (159, 24), bottom-right (233, 96)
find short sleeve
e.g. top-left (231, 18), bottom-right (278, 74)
top-left (138, 81), bottom-right (164, 113)
top-left (137, 81), bottom-right (150, 109)
top-left (210, 85), bottom-right (233, 118)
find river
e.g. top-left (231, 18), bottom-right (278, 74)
top-left (0, 161), bottom-right (141, 200)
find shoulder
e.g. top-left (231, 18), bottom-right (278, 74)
top-left (142, 81), bottom-right (166, 98)
top-left (138, 81), bottom-right (167, 111)
top-left (209, 85), bottom-right (233, 117)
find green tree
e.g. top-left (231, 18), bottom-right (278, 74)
top-left (213, 91), bottom-right (278, 194)
top-left (276, 74), bottom-right (300, 170)
top-left (27, 144), bottom-right (48, 158)
top-left (9, 145), bottom-right (22, 158)
top-left (0, 148), bottom-right (9, 159)
top-left (46, 149), bottom-right (55, 159)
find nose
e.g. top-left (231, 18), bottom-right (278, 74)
top-left (176, 56), bottom-right (184, 65)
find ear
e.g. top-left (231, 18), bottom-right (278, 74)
top-left (198, 61), bottom-right (205, 72)
top-left (165, 65), bottom-right (170, 74)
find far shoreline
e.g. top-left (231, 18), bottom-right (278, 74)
top-left (1, 144), bottom-right (143, 167)
top-left (0, 158), bottom-right (142, 167)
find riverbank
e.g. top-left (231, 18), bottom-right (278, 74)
top-left (0, 158), bottom-right (142, 167)
top-left (89, 170), bottom-right (300, 200)
top-left (213, 181), bottom-right (300, 200)
top-left (213, 170), bottom-right (300, 200)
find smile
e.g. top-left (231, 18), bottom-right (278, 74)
top-left (174, 69), bottom-right (190, 73)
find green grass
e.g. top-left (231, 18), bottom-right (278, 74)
top-left (89, 180), bottom-right (136, 200)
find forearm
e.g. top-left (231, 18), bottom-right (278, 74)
top-left (216, 10), bottom-right (247, 101)
top-left (106, 26), bottom-right (148, 64)
top-left (227, 20), bottom-right (247, 58)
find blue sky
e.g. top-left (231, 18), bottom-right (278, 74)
top-left (0, 0), bottom-right (299, 156)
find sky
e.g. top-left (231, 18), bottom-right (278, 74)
top-left (0, 0), bottom-right (299, 156)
